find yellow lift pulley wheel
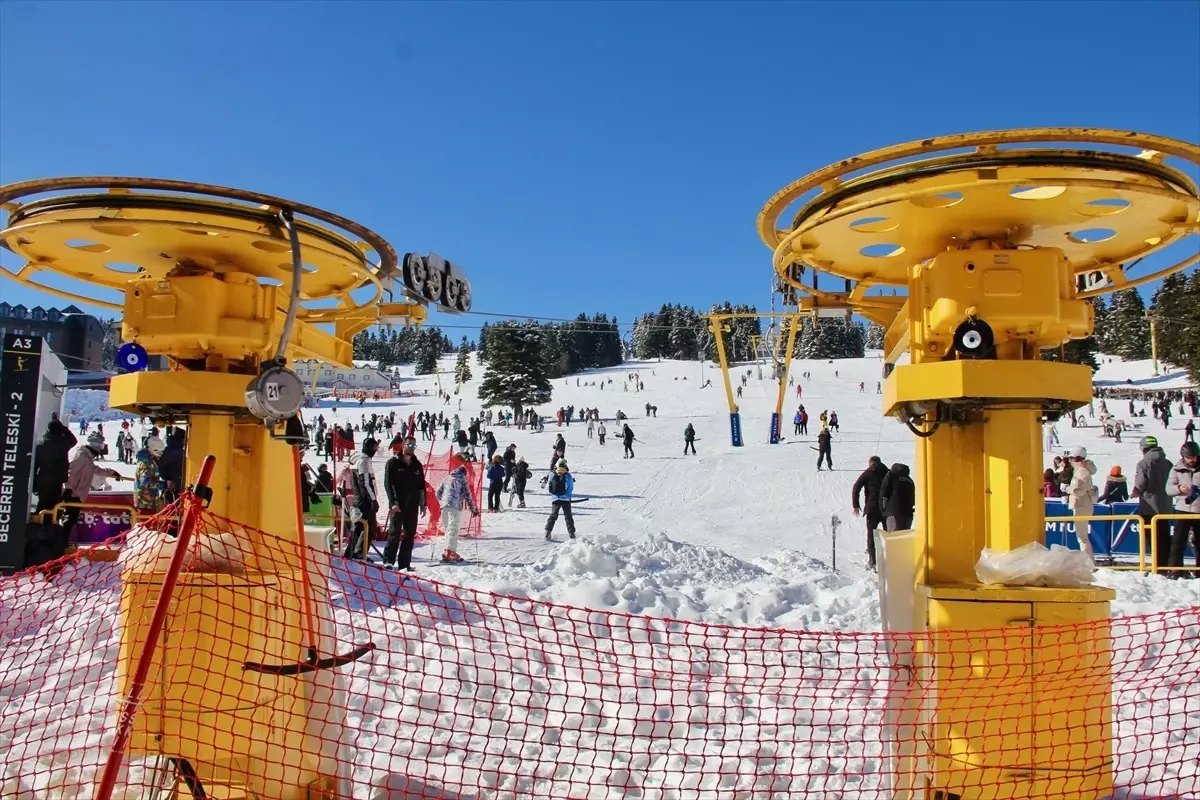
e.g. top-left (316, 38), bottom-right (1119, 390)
top-left (759, 129), bottom-right (1199, 800)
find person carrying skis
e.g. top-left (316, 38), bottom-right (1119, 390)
top-left (436, 455), bottom-right (479, 563)
top-left (684, 423), bottom-right (697, 455)
top-left (501, 443), bottom-right (517, 491)
top-left (383, 439), bottom-right (426, 571)
top-left (487, 455), bottom-right (505, 512)
top-left (134, 435), bottom-right (167, 514)
top-left (509, 456), bottom-right (532, 508)
top-left (544, 460), bottom-right (576, 541)
top-left (816, 427), bottom-right (833, 471)
top-left (851, 455), bottom-right (888, 571)
top-left (343, 437), bottom-right (380, 560)
top-left (879, 462), bottom-right (916, 532)
top-left (597, 420), bottom-right (607, 445)
top-left (622, 424), bottom-right (635, 459)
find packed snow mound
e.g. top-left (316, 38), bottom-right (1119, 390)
top-left (442, 532), bottom-right (882, 630)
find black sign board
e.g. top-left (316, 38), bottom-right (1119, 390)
top-left (0, 334), bottom-right (42, 573)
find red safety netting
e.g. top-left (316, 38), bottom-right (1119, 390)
top-left (1, 501), bottom-right (1197, 799)
top-left (373, 445), bottom-right (486, 541)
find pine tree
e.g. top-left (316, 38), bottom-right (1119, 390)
top-left (455, 336), bottom-right (473, 384)
top-left (1149, 272), bottom-right (1192, 370)
top-left (478, 323), bottom-right (553, 416)
top-left (414, 332), bottom-right (439, 374)
top-left (865, 323), bottom-right (885, 351)
top-left (1179, 270), bottom-right (1200, 384)
top-left (477, 322), bottom-right (491, 364)
top-left (1105, 288), bottom-right (1151, 360)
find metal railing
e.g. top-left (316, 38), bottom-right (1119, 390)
top-left (1049, 510), bottom-right (1199, 575)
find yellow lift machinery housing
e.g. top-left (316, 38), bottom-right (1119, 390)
top-left (0, 177), bottom-right (474, 799)
top-left (759, 128), bottom-right (1199, 800)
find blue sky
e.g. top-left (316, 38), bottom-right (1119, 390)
top-left (1, 0), bottom-right (1197, 340)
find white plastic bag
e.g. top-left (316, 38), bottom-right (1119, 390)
top-left (975, 541), bottom-right (1094, 588)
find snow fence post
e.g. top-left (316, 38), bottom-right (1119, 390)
top-left (831, 514), bottom-right (840, 571)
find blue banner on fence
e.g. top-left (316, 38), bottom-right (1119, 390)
top-left (730, 412), bottom-right (743, 447)
top-left (769, 412), bottom-right (780, 445)
top-left (1044, 500), bottom-right (1197, 559)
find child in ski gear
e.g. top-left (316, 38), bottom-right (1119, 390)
top-left (1065, 446), bottom-right (1098, 561)
top-left (880, 462), bottom-right (916, 532)
top-left (793, 411), bottom-right (802, 436)
top-left (829, 411), bottom-right (839, 432)
top-left (383, 439), bottom-right (427, 570)
top-left (343, 437), bottom-right (380, 560)
top-left (816, 428), bottom-right (833, 471)
top-left (487, 455), bottom-right (505, 512)
top-left (622, 424), bottom-right (635, 459)
top-left (545, 461), bottom-right (576, 540)
top-left (510, 456), bottom-right (532, 507)
top-left (134, 436), bottom-right (167, 513)
top-left (1099, 465), bottom-right (1128, 504)
top-left (436, 456), bottom-right (479, 562)
top-left (684, 424), bottom-right (696, 455)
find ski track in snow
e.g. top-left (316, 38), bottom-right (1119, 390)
top-left (3, 353), bottom-right (1196, 798)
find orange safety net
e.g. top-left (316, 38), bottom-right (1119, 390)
top-left (369, 445), bottom-right (486, 541)
top-left (1, 503), bottom-right (1197, 799)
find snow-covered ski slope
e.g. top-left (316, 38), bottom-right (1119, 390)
top-left (64, 352), bottom-right (1200, 627)
top-left (283, 352), bottom-right (1197, 626)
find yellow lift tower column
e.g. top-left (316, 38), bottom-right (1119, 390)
top-left (759, 129), bottom-right (1199, 800)
top-left (0, 178), bottom-right (473, 799)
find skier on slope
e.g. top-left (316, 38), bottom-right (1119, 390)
top-left (501, 443), bottom-right (517, 491)
top-left (597, 420), bottom-right (607, 445)
top-left (816, 427), bottom-right (833, 471)
top-left (793, 410), bottom-right (802, 436)
top-left (554, 433), bottom-right (567, 455)
top-left (852, 455), bottom-right (889, 572)
top-left (684, 423), bottom-right (697, 455)
top-left (544, 460), bottom-right (577, 541)
top-left (829, 411), bottom-right (840, 433)
top-left (622, 423), bottom-right (636, 459)
top-left (436, 455), bottom-right (479, 563)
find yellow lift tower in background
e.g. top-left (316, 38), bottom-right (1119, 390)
top-left (0, 177), bottom-right (473, 799)
top-left (759, 129), bottom-right (1199, 800)
top-left (703, 310), bottom-right (810, 446)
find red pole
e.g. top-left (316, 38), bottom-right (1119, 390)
top-left (95, 455), bottom-right (217, 800)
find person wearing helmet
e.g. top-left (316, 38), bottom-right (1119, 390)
top-left (134, 436), bottom-right (167, 514)
top-left (1132, 435), bottom-right (1173, 571)
top-left (544, 460), bottom-right (576, 541)
top-left (1065, 446), bottom-right (1099, 562)
top-left (1166, 440), bottom-right (1200, 578)
top-left (436, 455), bottom-right (480, 563)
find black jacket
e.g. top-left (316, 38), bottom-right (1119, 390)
top-left (879, 463), bottom-right (916, 518)
top-left (817, 430), bottom-right (832, 451)
top-left (159, 432), bottom-right (186, 491)
top-left (315, 468), bottom-right (335, 494)
top-left (33, 423), bottom-right (77, 493)
top-left (512, 462), bottom-right (531, 490)
top-left (852, 462), bottom-right (888, 516)
top-left (385, 454), bottom-right (426, 510)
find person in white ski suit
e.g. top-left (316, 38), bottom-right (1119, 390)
top-left (436, 457), bottom-right (479, 562)
top-left (1065, 446), bottom-right (1099, 562)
